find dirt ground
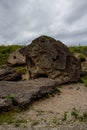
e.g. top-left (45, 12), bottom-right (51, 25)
top-left (0, 83), bottom-right (87, 130)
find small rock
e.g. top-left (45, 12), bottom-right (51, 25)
top-left (7, 48), bottom-right (26, 66)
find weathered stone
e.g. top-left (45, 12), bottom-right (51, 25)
top-left (81, 61), bottom-right (87, 70)
top-left (80, 61), bottom-right (87, 77)
top-left (0, 65), bottom-right (22, 81)
top-left (22, 71), bottom-right (30, 80)
top-left (7, 48), bottom-right (26, 66)
top-left (25, 36), bottom-right (81, 84)
top-left (0, 78), bottom-right (56, 111)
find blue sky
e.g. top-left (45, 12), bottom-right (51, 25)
top-left (0, 0), bottom-right (87, 46)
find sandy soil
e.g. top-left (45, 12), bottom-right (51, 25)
top-left (0, 83), bottom-right (87, 130)
top-left (32, 83), bottom-right (87, 114)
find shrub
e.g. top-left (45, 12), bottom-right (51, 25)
top-left (83, 112), bottom-right (87, 121)
top-left (81, 76), bottom-right (87, 87)
top-left (15, 66), bottom-right (27, 74)
top-left (69, 46), bottom-right (87, 54)
top-left (78, 54), bottom-right (86, 62)
top-left (8, 94), bottom-right (18, 106)
top-left (71, 108), bottom-right (79, 119)
top-left (62, 112), bottom-right (67, 121)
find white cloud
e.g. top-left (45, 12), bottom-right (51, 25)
top-left (0, 0), bottom-right (87, 46)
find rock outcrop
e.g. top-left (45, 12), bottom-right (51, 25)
top-left (0, 78), bottom-right (56, 111)
top-left (5, 47), bottom-right (28, 80)
top-left (25, 36), bottom-right (81, 84)
top-left (0, 65), bottom-right (22, 81)
top-left (0, 35), bottom-right (82, 112)
top-left (7, 48), bottom-right (26, 66)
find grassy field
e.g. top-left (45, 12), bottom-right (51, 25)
top-left (69, 46), bottom-right (87, 54)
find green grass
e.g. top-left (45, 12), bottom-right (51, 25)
top-left (0, 45), bottom-right (23, 66)
top-left (42, 93), bottom-right (52, 99)
top-left (14, 66), bottom-right (27, 74)
top-left (71, 108), bottom-right (87, 122)
top-left (62, 112), bottom-right (67, 121)
top-left (41, 87), bottom-right (61, 100)
top-left (78, 53), bottom-right (86, 62)
top-left (83, 112), bottom-right (87, 121)
top-left (71, 110), bottom-right (78, 119)
top-left (0, 112), bottom-right (27, 125)
top-left (81, 76), bottom-right (87, 87)
top-left (0, 112), bottom-right (15, 124)
top-left (8, 94), bottom-right (18, 106)
top-left (69, 46), bottom-right (87, 54)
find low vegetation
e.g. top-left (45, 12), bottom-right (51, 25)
top-left (41, 87), bottom-right (62, 100)
top-left (0, 108), bottom-right (87, 128)
top-left (14, 66), bottom-right (27, 74)
top-left (78, 53), bottom-right (86, 62)
top-left (71, 108), bottom-right (79, 119)
top-left (62, 112), bottom-right (68, 121)
top-left (0, 112), bottom-right (15, 124)
top-left (71, 108), bottom-right (87, 122)
top-left (0, 112), bottom-right (27, 126)
top-left (81, 76), bottom-right (87, 87)
top-left (8, 94), bottom-right (18, 106)
top-left (69, 46), bottom-right (87, 54)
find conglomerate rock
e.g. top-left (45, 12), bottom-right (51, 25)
top-left (25, 36), bottom-right (81, 84)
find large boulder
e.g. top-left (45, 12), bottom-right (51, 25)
top-left (0, 78), bottom-right (56, 111)
top-left (0, 65), bottom-right (22, 81)
top-left (25, 36), bottom-right (81, 84)
top-left (7, 47), bottom-right (26, 66)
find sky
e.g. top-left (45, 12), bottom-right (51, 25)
top-left (0, 0), bottom-right (87, 46)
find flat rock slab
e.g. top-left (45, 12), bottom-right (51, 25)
top-left (0, 78), bottom-right (56, 112)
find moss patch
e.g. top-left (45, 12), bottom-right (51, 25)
top-left (14, 66), bottom-right (27, 74)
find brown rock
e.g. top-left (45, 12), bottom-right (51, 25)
top-left (0, 65), bottom-right (22, 81)
top-left (80, 61), bottom-right (87, 77)
top-left (7, 48), bottom-right (26, 66)
top-left (26, 35), bottom-right (81, 84)
top-left (0, 78), bottom-right (56, 111)
top-left (81, 61), bottom-right (87, 70)
top-left (22, 71), bottom-right (30, 80)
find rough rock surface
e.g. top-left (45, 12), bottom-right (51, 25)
top-left (0, 65), bottom-right (22, 81)
top-left (26, 36), bottom-right (81, 84)
top-left (7, 48), bottom-right (26, 66)
top-left (80, 61), bottom-right (87, 76)
top-left (0, 78), bottom-right (56, 111)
